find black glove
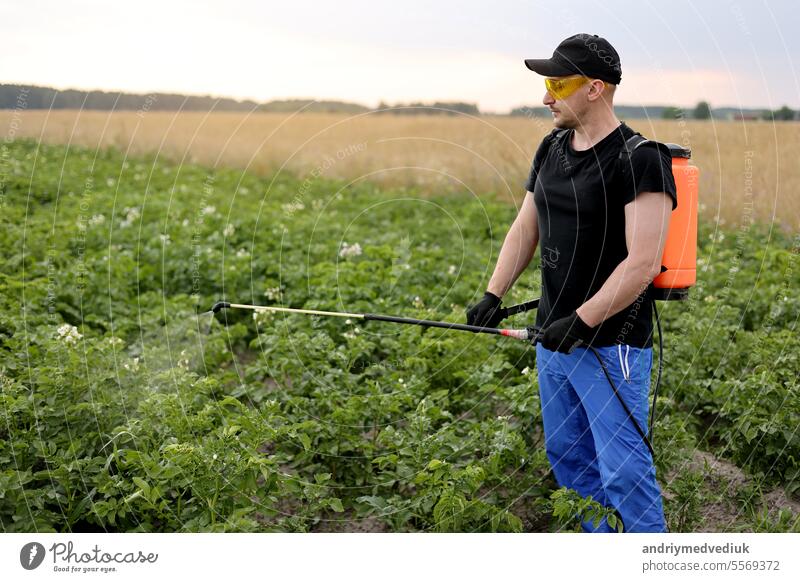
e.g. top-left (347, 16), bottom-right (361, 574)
top-left (465, 291), bottom-right (506, 328)
top-left (541, 311), bottom-right (595, 353)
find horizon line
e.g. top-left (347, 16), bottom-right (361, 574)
top-left (1, 82), bottom-right (792, 115)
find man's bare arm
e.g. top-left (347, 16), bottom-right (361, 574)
top-left (576, 191), bottom-right (672, 327)
top-left (487, 193), bottom-right (540, 298)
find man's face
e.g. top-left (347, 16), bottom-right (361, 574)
top-left (542, 75), bottom-right (591, 129)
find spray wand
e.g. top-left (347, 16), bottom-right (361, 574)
top-left (210, 300), bottom-right (542, 342)
top-left (209, 298), bottom-right (655, 458)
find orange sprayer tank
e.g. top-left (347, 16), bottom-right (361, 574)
top-left (651, 143), bottom-right (698, 300)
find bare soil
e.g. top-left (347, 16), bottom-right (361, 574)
top-left (311, 511), bottom-right (390, 533)
top-left (664, 449), bottom-right (799, 532)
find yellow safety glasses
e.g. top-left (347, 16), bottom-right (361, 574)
top-left (545, 76), bottom-right (606, 100)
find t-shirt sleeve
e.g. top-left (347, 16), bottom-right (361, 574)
top-left (622, 143), bottom-right (678, 210)
top-left (524, 135), bottom-right (552, 193)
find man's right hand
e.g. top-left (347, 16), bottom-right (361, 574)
top-left (465, 291), bottom-right (506, 328)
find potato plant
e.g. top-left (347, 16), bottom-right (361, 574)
top-left (0, 139), bottom-right (797, 532)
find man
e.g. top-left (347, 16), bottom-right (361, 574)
top-left (466, 34), bottom-right (676, 533)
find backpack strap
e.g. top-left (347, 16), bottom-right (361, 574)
top-left (617, 133), bottom-right (649, 172)
top-left (542, 128), bottom-right (570, 153)
top-left (552, 128), bottom-right (570, 142)
top-left (542, 128), bottom-right (668, 177)
top-left (537, 128), bottom-right (571, 174)
top-left (546, 129), bottom-right (652, 166)
top-left (550, 128), bottom-right (570, 145)
top-left (619, 132), bottom-right (676, 300)
top-left (617, 133), bottom-right (672, 176)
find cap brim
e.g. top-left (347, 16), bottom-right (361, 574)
top-left (524, 58), bottom-right (575, 77)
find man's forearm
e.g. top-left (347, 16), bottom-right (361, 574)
top-left (576, 258), bottom-right (657, 327)
top-left (486, 223), bottom-right (539, 298)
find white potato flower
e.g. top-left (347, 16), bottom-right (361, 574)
top-left (119, 206), bottom-right (141, 228)
top-left (263, 287), bottom-right (281, 300)
top-left (56, 324), bottom-right (82, 346)
top-left (339, 242), bottom-right (363, 258)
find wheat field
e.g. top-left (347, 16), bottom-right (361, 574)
top-left (2, 109), bottom-right (798, 229)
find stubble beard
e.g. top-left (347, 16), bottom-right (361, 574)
top-left (553, 115), bottom-right (577, 130)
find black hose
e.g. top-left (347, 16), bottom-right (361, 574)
top-left (650, 299), bottom-right (663, 440)
top-left (587, 346), bottom-right (656, 459)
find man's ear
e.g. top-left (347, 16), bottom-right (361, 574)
top-left (587, 80), bottom-right (607, 102)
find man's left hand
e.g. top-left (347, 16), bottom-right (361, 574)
top-left (541, 311), bottom-right (596, 353)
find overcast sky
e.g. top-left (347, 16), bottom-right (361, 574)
top-left (1, 0), bottom-right (797, 112)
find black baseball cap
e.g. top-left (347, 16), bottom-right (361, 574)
top-left (525, 33), bottom-right (622, 85)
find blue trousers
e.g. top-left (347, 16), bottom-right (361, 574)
top-left (536, 343), bottom-right (667, 533)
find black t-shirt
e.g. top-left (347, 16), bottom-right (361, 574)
top-left (525, 122), bottom-right (677, 348)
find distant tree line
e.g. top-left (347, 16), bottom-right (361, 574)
top-left (763, 105), bottom-right (797, 121)
top-left (0, 84), bottom-right (369, 114)
top-left (512, 101), bottom-right (797, 121)
top-left (661, 101), bottom-right (797, 121)
top-left (1, 84), bottom-right (796, 120)
top-left (374, 101), bottom-right (481, 116)
top-left (0, 84), bottom-right (477, 116)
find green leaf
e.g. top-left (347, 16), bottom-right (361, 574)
top-left (132, 476), bottom-right (150, 498)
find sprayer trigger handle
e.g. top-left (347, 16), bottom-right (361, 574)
top-left (525, 326), bottom-right (544, 345)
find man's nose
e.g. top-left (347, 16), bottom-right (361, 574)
top-left (543, 91), bottom-right (555, 106)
